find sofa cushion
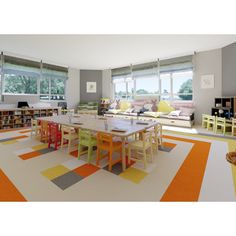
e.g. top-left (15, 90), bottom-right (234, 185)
top-left (143, 111), bottom-right (164, 118)
top-left (179, 107), bottom-right (195, 116)
top-left (168, 110), bottom-right (181, 116)
top-left (144, 103), bottom-right (153, 111)
top-left (120, 101), bottom-right (131, 111)
top-left (158, 100), bottom-right (175, 113)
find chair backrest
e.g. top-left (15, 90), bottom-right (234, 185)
top-left (41, 120), bottom-right (49, 131)
top-left (216, 117), bottom-right (226, 125)
top-left (79, 129), bottom-right (93, 145)
top-left (202, 114), bottom-right (209, 121)
top-left (49, 122), bottom-right (60, 139)
top-left (141, 130), bottom-right (153, 148)
top-left (31, 119), bottom-right (38, 127)
top-left (61, 125), bottom-right (74, 135)
top-left (40, 120), bottom-right (49, 141)
top-left (232, 118), bottom-right (236, 126)
top-left (97, 132), bottom-right (113, 149)
top-left (208, 115), bottom-right (216, 122)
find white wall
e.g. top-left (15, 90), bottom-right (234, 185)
top-left (65, 67), bottom-right (80, 108)
top-left (193, 49), bottom-right (222, 124)
top-left (102, 69), bottom-right (113, 98)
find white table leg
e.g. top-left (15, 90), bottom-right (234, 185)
top-left (121, 137), bottom-right (126, 171)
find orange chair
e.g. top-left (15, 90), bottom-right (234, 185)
top-left (40, 120), bottom-right (49, 142)
top-left (96, 132), bottom-right (122, 171)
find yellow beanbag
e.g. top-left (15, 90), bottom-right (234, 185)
top-left (120, 101), bottom-right (131, 111)
top-left (158, 100), bottom-right (175, 113)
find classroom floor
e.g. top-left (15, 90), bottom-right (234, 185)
top-left (0, 126), bottom-right (236, 201)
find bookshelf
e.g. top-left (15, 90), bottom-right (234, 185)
top-left (211, 97), bottom-right (236, 119)
top-left (0, 108), bottom-right (59, 130)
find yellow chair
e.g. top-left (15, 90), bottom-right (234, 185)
top-left (215, 117), bottom-right (232, 135)
top-left (232, 119), bottom-right (236, 136)
top-left (31, 119), bottom-right (41, 137)
top-left (61, 125), bottom-right (78, 153)
top-left (145, 123), bottom-right (162, 152)
top-left (207, 116), bottom-right (216, 132)
top-left (128, 130), bottom-right (154, 169)
top-left (202, 114), bottom-right (209, 128)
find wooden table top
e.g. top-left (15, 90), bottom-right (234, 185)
top-left (38, 114), bottom-right (159, 137)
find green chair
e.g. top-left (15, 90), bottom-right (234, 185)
top-left (78, 129), bottom-right (97, 163)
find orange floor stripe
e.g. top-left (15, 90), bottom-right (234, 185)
top-left (0, 127), bottom-right (29, 133)
top-left (0, 169), bottom-right (26, 201)
top-left (160, 135), bottom-right (211, 202)
top-left (162, 142), bottom-right (177, 148)
top-left (19, 151), bottom-right (42, 160)
top-left (14, 135), bottom-right (29, 140)
top-left (19, 130), bottom-right (31, 134)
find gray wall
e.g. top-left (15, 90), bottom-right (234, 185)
top-left (222, 42), bottom-right (236, 96)
top-left (80, 70), bottom-right (102, 102)
top-left (66, 67), bottom-right (80, 108)
top-left (193, 49), bottom-right (222, 124)
top-left (102, 69), bottom-right (113, 98)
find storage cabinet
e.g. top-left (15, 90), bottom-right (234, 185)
top-left (211, 97), bottom-right (236, 119)
top-left (0, 108), bottom-right (59, 130)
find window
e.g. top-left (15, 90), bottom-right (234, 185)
top-left (160, 73), bottom-right (171, 100)
top-left (133, 62), bottom-right (159, 96)
top-left (40, 63), bottom-right (67, 101)
top-left (4, 74), bottom-right (38, 94)
top-left (172, 71), bottom-right (193, 100)
top-left (2, 56), bottom-right (40, 95)
top-left (112, 55), bottom-right (193, 101)
top-left (112, 67), bottom-right (133, 100)
top-left (0, 54), bottom-right (67, 100)
top-left (160, 70), bottom-right (193, 101)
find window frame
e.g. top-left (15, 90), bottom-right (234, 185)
top-left (0, 55), bottom-right (67, 101)
top-left (40, 76), bottom-right (66, 101)
top-left (113, 76), bottom-right (134, 100)
top-left (113, 68), bottom-right (193, 102)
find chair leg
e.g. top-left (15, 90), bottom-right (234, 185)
top-left (67, 139), bottom-right (71, 153)
top-left (78, 143), bottom-right (82, 159)
top-left (128, 146), bottom-right (131, 165)
top-left (87, 145), bottom-right (93, 163)
top-left (108, 152), bottom-right (113, 172)
top-left (96, 148), bottom-right (100, 166)
top-left (150, 146), bottom-right (154, 163)
top-left (61, 136), bottom-right (64, 150)
top-left (143, 150), bottom-right (147, 169)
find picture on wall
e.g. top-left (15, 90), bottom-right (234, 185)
top-left (201, 74), bottom-right (215, 89)
top-left (86, 82), bottom-right (97, 93)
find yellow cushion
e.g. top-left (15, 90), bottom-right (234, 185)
top-left (120, 101), bottom-right (131, 111)
top-left (158, 100), bottom-right (175, 113)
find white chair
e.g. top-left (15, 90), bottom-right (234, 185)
top-left (31, 119), bottom-right (41, 137)
top-left (61, 125), bottom-right (78, 153)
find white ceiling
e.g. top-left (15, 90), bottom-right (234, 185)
top-left (0, 35), bottom-right (236, 70)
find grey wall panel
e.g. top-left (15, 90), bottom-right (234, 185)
top-left (222, 42), bottom-right (236, 96)
top-left (80, 70), bottom-right (102, 102)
